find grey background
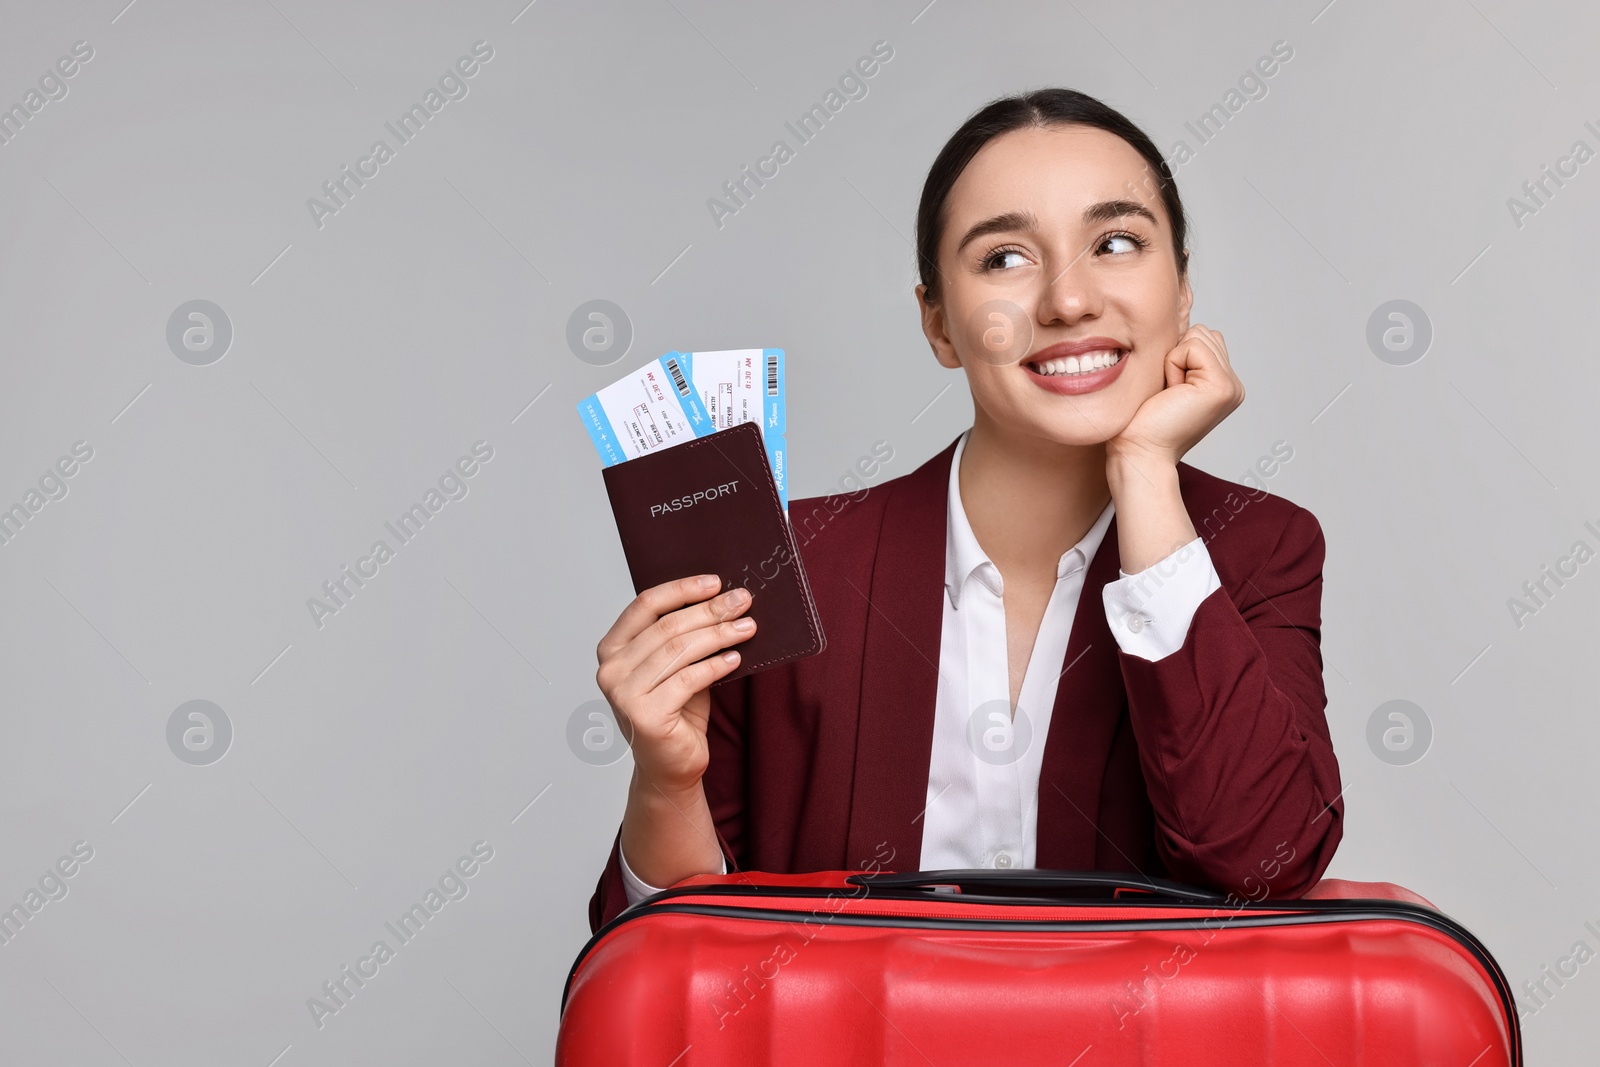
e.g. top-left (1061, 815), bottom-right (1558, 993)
top-left (0, 0), bottom-right (1595, 1062)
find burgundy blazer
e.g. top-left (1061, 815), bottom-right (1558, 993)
top-left (589, 433), bottom-right (1345, 932)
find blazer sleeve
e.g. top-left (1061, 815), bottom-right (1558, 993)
top-left (1114, 505), bottom-right (1343, 899)
top-left (587, 672), bottom-right (751, 934)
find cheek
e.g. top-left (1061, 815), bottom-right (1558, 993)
top-left (1121, 280), bottom-right (1182, 326)
top-left (1114, 283), bottom-right (1184, 360)
top-left (952, 294), bottom-right (1038, 369)
top-left (1131, 327), bottom-right (1180, 385)
top-left (1127, 351), bottom-right (1168, 398)
top-left (957, 358), bottom-right (1012, 402)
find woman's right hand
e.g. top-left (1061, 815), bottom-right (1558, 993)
top-left (595, 574), bottom-right (757, 793)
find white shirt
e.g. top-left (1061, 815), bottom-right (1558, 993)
top-left (620, 428), bottom-right (1222, 902)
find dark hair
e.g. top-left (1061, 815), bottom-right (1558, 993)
top-left (915, 88), bottom-right (1188, 303)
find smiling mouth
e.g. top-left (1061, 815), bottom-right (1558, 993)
top-left (1025, 348), bottom-right (1124, 377)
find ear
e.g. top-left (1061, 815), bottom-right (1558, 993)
top-left (1176, 254), bottom-right (1194, 331)
top-left (916, 284), bottom-right (962, 369)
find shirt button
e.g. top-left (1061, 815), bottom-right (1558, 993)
top-left (994, 851), bottom-right (1012, 869)
top-left (1126, 612), bottom-right (1146, 634)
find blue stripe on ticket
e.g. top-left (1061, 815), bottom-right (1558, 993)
top-left (766, 432), bottom-right (787, 513)
top-left (576, 396), bottom-right (626, 467)
top-left (762, 349), bottom-right (785, 437)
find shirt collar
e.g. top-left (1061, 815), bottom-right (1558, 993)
top-left (944, 428), bottom-right (1116, 610)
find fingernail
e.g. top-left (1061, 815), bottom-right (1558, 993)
top-left (731, 587), bottom-right (751, 604)
top-left (732, 618), bottom-right (755, 633)
top-left (699, 575), bottom-right (718, 589)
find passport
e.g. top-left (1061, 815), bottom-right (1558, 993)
top-left (599, 419), bottom-right (825, 685)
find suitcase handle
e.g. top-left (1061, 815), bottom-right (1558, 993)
top-left (844, 868), bottom-right (1227, 902)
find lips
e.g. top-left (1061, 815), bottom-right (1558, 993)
top-left (1022, 337), bottom-right (1130, 395)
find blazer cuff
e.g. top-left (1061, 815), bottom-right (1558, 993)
top-left (619, 841), bottom-right (729, 906)
top-left (1102, 536), bottom-right (1222, 662)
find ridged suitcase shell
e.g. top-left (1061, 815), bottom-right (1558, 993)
top-left (559, 870), bottom-right (1518, 1066)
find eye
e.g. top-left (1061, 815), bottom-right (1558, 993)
top-left (1098, 230), bottom-right (1149, 255)
top-left (981, 246), bottom-right (1031, 271)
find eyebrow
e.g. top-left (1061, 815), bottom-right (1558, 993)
top-left (1082, 199), bottom-right (1157, 227)
top-left (955, 200), bottom-right (1158, 253)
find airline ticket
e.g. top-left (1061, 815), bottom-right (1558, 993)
top-left (575, 352), bottom-right (711, 467)
top-left (676, 348), bottom-right (787, 511)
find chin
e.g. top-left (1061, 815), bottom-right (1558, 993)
top-left (1016, 411), bottom-right (1133, 450)
top-left (969, 371), bottom-right (1143, 448)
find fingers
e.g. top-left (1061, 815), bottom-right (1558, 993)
top-left (631, 606), bottom-right (759, 698)
top-left (1174, 325), bottom-right (1238, 384)
top-left (597, 575), bottom-right (757, 702)
top-left (597, 573), bottom-right (723, 663)
top-left (1165, 347), bottom-right (1188, 389)
top-left (1165, 326), bottom-right (1204, 387)
top-left (650, 644), bottom-right (749, 716)
top-left (1187, 324), bottom-right (1234, 369)
top-left (641, 585), bottom-right (755, 679)
top-left (1183, 325), bottom-right (1245, 408)
top-left (1176, 324), bottom-right (1219, 361)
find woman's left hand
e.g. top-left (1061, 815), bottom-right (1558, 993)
top-left (1107, 324), bottom-right (1245, 466)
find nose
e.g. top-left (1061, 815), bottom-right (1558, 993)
top-left (1036, 245), bottom-right (1103, 327)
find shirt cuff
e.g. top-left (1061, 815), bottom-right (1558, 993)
top-left (619, 842), bottom-right (729, 907)
top-left (1102, 536), bottom-right (1222, 662)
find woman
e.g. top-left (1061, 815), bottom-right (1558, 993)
top-left (589, 88), bottom-right (1343, 933)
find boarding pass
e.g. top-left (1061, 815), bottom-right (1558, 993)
top-left (575, 353), bottom-right (711, 467)
top-left (578, 348), bottom-right (789, 511)
top-left (674, 348), bottom-right (787, 511)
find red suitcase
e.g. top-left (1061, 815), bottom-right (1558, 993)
top-left (559, 868), bottom-right (1519, 1066)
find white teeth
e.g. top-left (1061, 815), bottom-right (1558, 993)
top-left (1031, 350), bottom-right (1122, 376)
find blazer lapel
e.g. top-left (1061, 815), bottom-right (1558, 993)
top-left (1034, 509), bottom-right (1128, 870)
top-left (844, 433), bottom-right (958, 872)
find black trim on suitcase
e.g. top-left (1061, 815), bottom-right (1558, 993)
top-left (844, 868), bottom-right (1227, 901)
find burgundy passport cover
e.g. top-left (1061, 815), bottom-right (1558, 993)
top-left (600, 420), bottom-right (825, 684)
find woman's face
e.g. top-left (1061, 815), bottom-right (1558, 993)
top-left (919, 123), bottom-right (1193, 447)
